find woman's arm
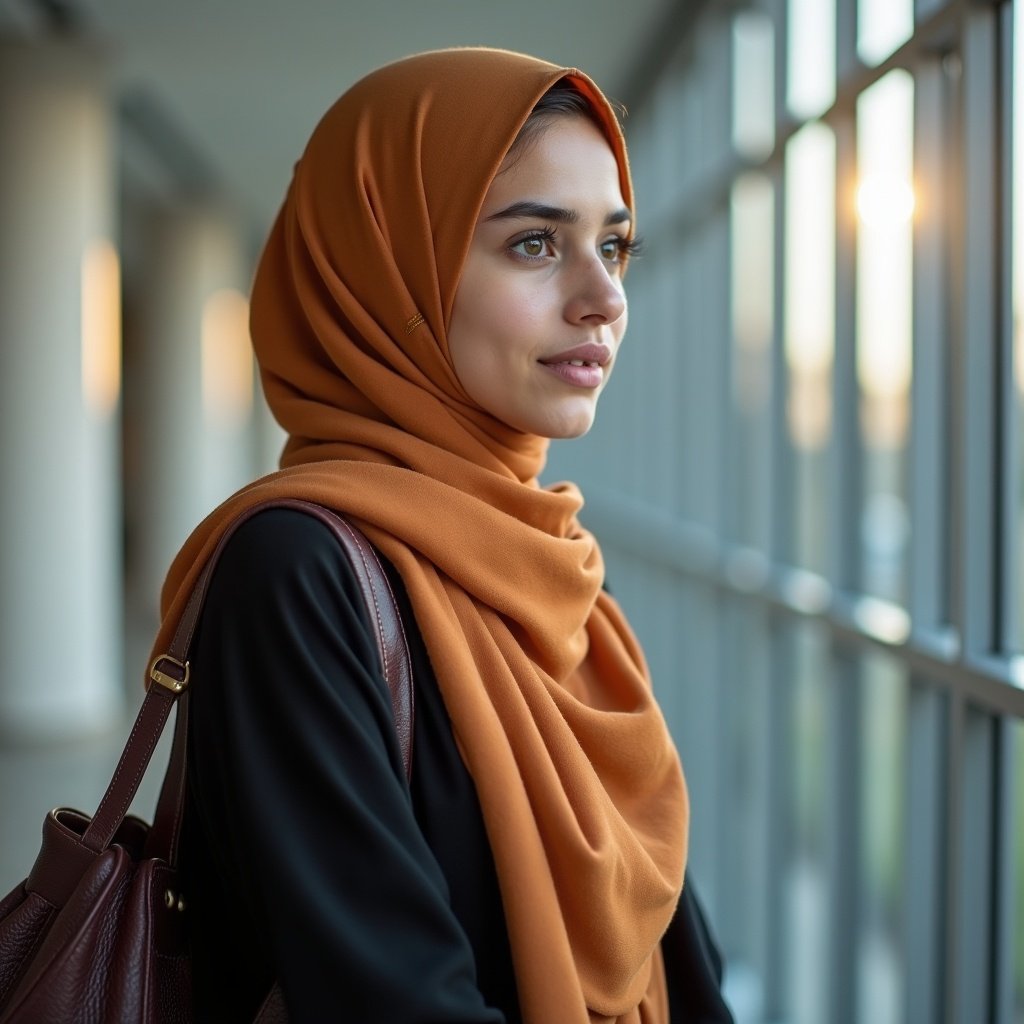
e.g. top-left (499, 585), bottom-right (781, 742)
top-left (184, 509), bottom-right (506, 1023)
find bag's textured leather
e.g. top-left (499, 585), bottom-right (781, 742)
top-left (0, 500), bottom-right (414, 1023)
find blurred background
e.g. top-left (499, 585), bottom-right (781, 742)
top-left (1, 0), bottom-right (1023, 1021)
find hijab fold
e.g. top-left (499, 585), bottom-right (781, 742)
top-left (151, 48), bottom-right (688, 1023)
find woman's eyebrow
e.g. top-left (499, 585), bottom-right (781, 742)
top-left (484, 200), bottom-right (632, 227)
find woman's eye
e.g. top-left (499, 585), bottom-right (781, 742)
top-left (509, 229), bottom-right (556, 260)
top-left (598, 237), bottom-right (630, 264)
top-left (600, 235), bottom-right (644, 264)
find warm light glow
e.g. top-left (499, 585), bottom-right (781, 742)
top-left (201, 288), bottom-right (253, 427)
top-left (856, 70), bottom-right (914, 448)
top-left (81, 240), bottom-right (122, 418)
top-left (786, 124), bottom-right (836, 375)
top-left (856, 175), bottom-right (916, 228)
top-left (785, 122), bottom-right (836, 449)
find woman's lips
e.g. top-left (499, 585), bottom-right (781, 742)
top-left (539, 359), bottom-right (604, 388)
top-left (538, 343), bottom-right (610, 388)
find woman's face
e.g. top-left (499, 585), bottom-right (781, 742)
top-left (447, 115), bottom-right (630, 439)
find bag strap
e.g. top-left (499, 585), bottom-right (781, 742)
top-left (80, 498), bottom-right (415, 857)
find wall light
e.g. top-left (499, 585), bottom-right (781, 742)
top-left (80, 239), bottom-right (121, 418)
top-left (201, 288), bottom-right (253, 428)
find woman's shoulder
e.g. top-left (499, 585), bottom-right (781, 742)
top-left (192, 506), bottom-right (415, 675)
top-left (214, 504), bottom-right (357, 573)
top-left (208, 505), bottom-right (381, 615)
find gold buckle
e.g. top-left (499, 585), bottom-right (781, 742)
top-left (149, 654), bottom-right (190, 693)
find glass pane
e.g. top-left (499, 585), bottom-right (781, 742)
top-left (785, 123), bottom-right (836, 573)
top-left (731, 172), bottom-right (775, 550)
top-left (857, 653), bottom-right (908, 1024)
top-left (782, 622), bottom-right (830, 1024)
top-left (858, 0), bottom-right (913, 67)
top-left (733, 11), bottom-right (775, 161)
top-left (856, 71), bottom-right (915, 603)
top-left (787, 0), bottom-right (836, 120)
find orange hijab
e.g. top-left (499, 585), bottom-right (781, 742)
top-left (152, 48), bottom-right (688, 1023)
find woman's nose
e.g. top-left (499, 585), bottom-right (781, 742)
top-left (563, 257), bottom-right (627, 326)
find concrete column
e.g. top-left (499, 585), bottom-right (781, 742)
top-left (129, 207), bottom-right (255, 626)
top-left (0, 39), bottom-right (122, 738)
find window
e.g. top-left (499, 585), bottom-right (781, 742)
top-left (855, 70), bottom-right (915, 604)
top-left (785, 123), bottom-right (836, 573)
top-left (547, 2), bottom-right (1024, 1019)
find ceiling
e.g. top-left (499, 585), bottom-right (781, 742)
top-left (1, 0), bottom-right (681, 238)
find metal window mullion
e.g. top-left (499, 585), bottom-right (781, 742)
top-left (829, 115), bottom-right (861, 593)
top-left (951, 706), bottom-right (996, 1024)
top-left (993, 716), bottom-right (1015, 1024)
top-left (708, 23), bottom-right (745, 953)
top-left (993, 0), bottom-right (1019, 993)
top-left (694, 213), bottom-right (729, 532)
top-left (714, 600), bottom-right (749, 962)
top-left (678, 234), bottom-right (703, 522)
top-left (940, 691), bottom-right (967, 1024)
top-left (999, 0), bottom-right (1019, 654)
top-left (766, 0), bottom-right (786, 562)
top-left (715, 618), bottom-right (743, 885)
top-left (656, 248), bottom-right (683, 515)
top-left (683, 582), bottom-right (725, 910)
top-left (706, 208), bottom-right (732, 922)
top-left (905, 681), bottom-right (947, 1024)
top-left (836, 0), bottom-right (861, 88)
top-left (704, 11), bottom-right (736, 187)
top-left (773, 0), bottom-right (789, 129)
top-left (826, 650), bottom-right (862, 1024)
top-left (761, 57), bottom-right (791, 993)
top-left (957, 3), bottom-right (1000, 657)
top-left (635, 274), bottom-right (660, 504)
top-left (722, 13), bottom-right (742, 545)
top-left (685, 158), bottom-right (714, 524)
top-left (713, 217), bottom-right (735, 544)
top-left (944, 5), bottom-right (1000, 992)
top-left (666, 244), bottom-right (690, 521)
top-left (910, 56), bottom-right (951, 631)
top-left (770, 162), bottom-right (792, 566)
top-left (763, 613), bottom-right (795, 1018)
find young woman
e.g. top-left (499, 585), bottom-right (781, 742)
top-left (154, 47), bottom-right (731, 1023)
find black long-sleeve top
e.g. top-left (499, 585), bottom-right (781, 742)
top-left (180, 509), bottom-right (733, 1023)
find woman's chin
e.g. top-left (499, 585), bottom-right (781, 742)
top-left (536, 408), bottom-right (598, 440)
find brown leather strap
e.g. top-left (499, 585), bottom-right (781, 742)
top-left (82, 499), bottom-right (414, 858)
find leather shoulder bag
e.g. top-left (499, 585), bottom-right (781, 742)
top-left (0, 499), bottom-right (414, 1024)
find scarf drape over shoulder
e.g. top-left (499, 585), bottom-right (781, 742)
top-left (151, 47), bottom-right (688, 1023)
